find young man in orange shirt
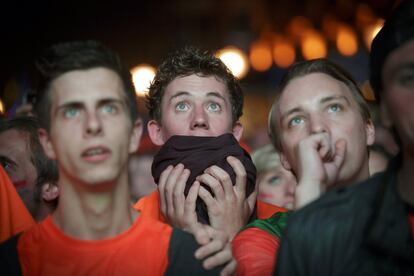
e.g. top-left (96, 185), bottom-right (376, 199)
top-left (0, 41), bottom-right (230, 276)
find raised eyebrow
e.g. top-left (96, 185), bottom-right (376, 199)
top-left (206, 92), bottom-right (226, 102)
top-left (97, 98), bottom-right (124, 107)
top-left (280, 107), bottom-right (303, 122)
top-left (169, 91), bottom-right (191, 102)
top-left (55, 102), bottom-right (84, 115)
top-left (319, 95), bottom-right (350, 105)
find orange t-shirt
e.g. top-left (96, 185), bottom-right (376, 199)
top-left (134, 190), bottom-right (286, 222)
top-left (0, 167), bottom-right (35, 243)
top-left (17, 215), bottom-right (171, 276)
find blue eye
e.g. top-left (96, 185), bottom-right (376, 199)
top-left (63, 108), bottom-right (79, 118)
top-left (328, 104), bottom-right (341, 113)
top-left (268, 176), bottom-right (281, 186)
top-left (0, 160), bottom-right (13, 172)
top-left (207, 102), bottom-right (221, 112)
top-left (102, 104), bottom-right (117, 114)
top-left (288, 117), bottom-right (304, 127)
top-left (175, 102), bottom-right (189, 112)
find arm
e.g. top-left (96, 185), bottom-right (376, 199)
top-left (233, 227), bottom-right (280, 276)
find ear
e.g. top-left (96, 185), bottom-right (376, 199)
top-left (38, 128), bottom-right (57, 160)
top-left (232, 121), bottom-right (244, 141)
top-left (279, 152), bottom-right (292, 171)
top-left (365, 119), bottom-right (375, 146)
top-left (147, 119), bottom-right (166, 146)
top-left (129, 118), bottom-right (143, 154)
top-left (41, 183), bottom-right (59, 202)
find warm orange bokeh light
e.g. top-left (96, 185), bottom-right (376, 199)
top-left (336, 24), bottom-right (358, 56)
top-left (216, 46), bottom-right (249, 79)
top-left (288, 16), bottom-right (313, 42)
top-left (322, 15), bottom-right (339, 42)
top-left (356, 3), bottom-right (376, 29)
top-left (364, 19), bottom-right (384, 50)
top-left (130, 64), bottom-right (156, 97)
top-left (273, 39), bottom-right (296, 68)
top-left (249, 41), bottom-right (273, 72)
top-left (0, 99), bottom-right (4, 114)
top-left (301, 30), bottom-right (327, 60)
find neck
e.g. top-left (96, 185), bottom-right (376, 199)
top-left (52, 171), bottom-right (138, 240)
top-left (397, 152), bottom-right (414, 205)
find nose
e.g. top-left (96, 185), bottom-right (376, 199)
top-left (84, 111), bottom-right (103, 136)
top-left (190, 105), bottom-right (209, 130)
top-left (309, 113), bottom-right (328, 134)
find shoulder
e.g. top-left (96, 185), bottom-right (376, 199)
top-left (233, 227), bottom-right (279, 254)
top-left (133, 191), bottom-right (166, 222)
top-left (285, 173), bottom-right (386, 242)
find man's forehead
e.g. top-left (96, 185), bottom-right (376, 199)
top-left (0, 129), bottom-right (30, 153)
top-left (280, 79), bottom-right (348, 107)
top-left (164, 75), bottom-right (229, 99)
top-left (383, 39), bottom-right (414, 79)
top-left (49, 68), bottom-right (125, 106)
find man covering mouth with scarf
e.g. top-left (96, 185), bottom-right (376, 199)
top-left (134, 47), bottom-right (286, 274)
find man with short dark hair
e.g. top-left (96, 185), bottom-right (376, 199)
top-left (0, 41), bottom-right (228, 276)
top-left (275, 1), bottom-right (414, 274)
top-left (136, 47), bottom-right (282, 246)
top-left (0, 116), bottom-right (58, 221)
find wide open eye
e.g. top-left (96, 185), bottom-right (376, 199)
top-left (288, 116), bottom-right (304, 127)
top-left (327, 103), bottom-right (341, 113)
top-left (101, 103), bottom-right (118, 114)
top-left (63, 107), bottom-right (80, 118)
top-left (268, 175), bottom-right (281, 186)
top-left (207, 102), bottom-right (221, 112)
top-left (175, 101), bottom-right (190, 112)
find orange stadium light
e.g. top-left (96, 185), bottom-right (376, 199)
top-left (301, 30), bottom-right (327, 60)
top-left (336, 24), bottom-right (358, 56)
top-left (273, 37), bottom-right (296, 68)
top-left (249, 41), bottom-right (273, 72)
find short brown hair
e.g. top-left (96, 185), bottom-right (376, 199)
top-left (268, 58), bottom-right (371, 149)
top-left (146, 46), bottom-right (243, 125)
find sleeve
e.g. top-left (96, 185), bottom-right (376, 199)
top-left (0, 234), bottom-right (22, 276)
top-left (165, 227), bottom-right (223, 276)
top-left (0, 167), bottom-right (35, 243)
top-left (233, 227), bottom-right (280, 276)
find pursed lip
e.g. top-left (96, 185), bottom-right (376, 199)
top-left (81, 145), bottom-right (112, 163)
